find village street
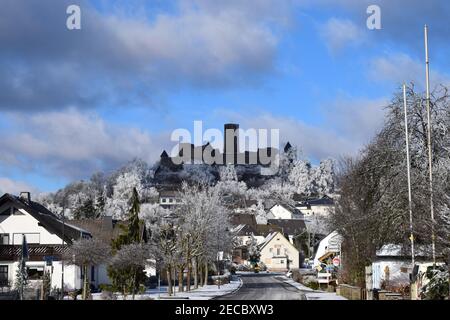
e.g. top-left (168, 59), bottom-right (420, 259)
top-left (217, 273), bottom-right (306, 300)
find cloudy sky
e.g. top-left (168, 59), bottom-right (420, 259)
top-left (0, 0), bottom-right (449, 193)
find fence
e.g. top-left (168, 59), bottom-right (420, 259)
top-left (337, 284), bottom-right (366, 300)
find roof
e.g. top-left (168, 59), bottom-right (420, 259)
top-left (230, 214), bottom-right (258, 235)
top-left (230, 214), bottom-right (257, 227)
top-left (267, 219), bottom-right (307, 236)
top-left (269, 203), bottom-right (304, 216)
top-left (255, 223), bottom-right (282, 237)
top-left (294, 194), bottom-right (334, 206)
top-left (0, 193), bottom-right (91, 244)
top-left (376, 244), bottom-right (435, 258)
top-left (159, 190), bottom-right (179, 197)
top-left (284, 142), bottom-right (292, 153)
top-left (68, 217), bottom-right (119, 244)
top-left (69, 217), bottom-right (148, 244)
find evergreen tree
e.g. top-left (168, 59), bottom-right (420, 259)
top-left (14, 259), bottom-right (28, 299)
top-left (108, 188), bottom-right (147, 296)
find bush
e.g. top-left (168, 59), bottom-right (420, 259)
top-left (99, 284), bottom-right (115, 292)
top-left (422, 267), bottom-right (449, 300)
top-left (100, 290), bottom-right (117, 300)
top-left (306, 281), bottom-right (320, 290)
top-left (291, 270), bottom-right (303, 283)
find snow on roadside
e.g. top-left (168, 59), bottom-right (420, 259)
top-left (278, 276), bottom-right (347, 300)
top-left (77, 279), bottom-right (242, 300)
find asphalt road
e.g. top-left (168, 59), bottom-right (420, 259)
top-left (216, 273), bottom-right (306, 300)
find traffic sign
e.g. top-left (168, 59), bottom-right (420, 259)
top-left (332, 256), bottom-right (340, 267)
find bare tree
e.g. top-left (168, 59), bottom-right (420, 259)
top-left (109, 243), bottom-right (151, 300)
top-left (66, 238), bottom-right (111, 300)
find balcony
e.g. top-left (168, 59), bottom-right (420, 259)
top-left (0, 244), bottom-right (67, 261)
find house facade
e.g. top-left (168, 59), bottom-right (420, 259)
top-left (0, 193), bottom-right (91, 291)
top-left (259, 232), bottom-right (299, 272)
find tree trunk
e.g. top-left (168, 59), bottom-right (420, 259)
top-left (178, 266), bottom-right (184, 292)
top-left (204, 260), bottom-right (208, 286)
top-left (167, 267), bottom-right (173, 296)
top-left (82, 265), bottom-right (88, 300)
top-left (187, 258), bottom-right (191, 292)
top-left (199, 260), bottom-right (204, 287)
top-left (194, 257), bottom-right (198, 289)
top-left (132, 269), bottom-right (137, 300)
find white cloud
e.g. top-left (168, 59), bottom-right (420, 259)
top-left (0, 110), bottom-right (170, 180)
top-left (319, 18), bottom-right (365, 53)
top-left (220, 96), bottom-right (387, 161)
top-left (369, 53), bottom-right (450, 89)
top-left (0, 178), bottom-right (38, 196)
top-left (0, 0), bottom-right (297, 111)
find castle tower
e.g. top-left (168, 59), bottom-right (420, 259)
top-left (224, 123), bottom-right (239, 164)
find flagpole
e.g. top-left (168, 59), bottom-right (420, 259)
top-left (403, 84), bottom-right (415, 267)
top-left (424, 25), bottom-right (436, 266)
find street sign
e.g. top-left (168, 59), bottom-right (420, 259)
top-left (332, 256), bottom-right (340, 267)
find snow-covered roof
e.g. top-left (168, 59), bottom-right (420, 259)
top-left (376, 244), bottom-right (434, 258)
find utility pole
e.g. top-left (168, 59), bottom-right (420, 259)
top-left (424, 25), bottom-right (436, 266)
top-left (60, 205), bottom-right (65, 300)
top-left (403, 84), bottom-right (415, 267)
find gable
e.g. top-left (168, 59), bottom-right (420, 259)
top-left (260, 232), bottom-right (299, 254)
top-left (0, 207), bottom-right (64, 244)
top-left (0, 193), bottom-right (91, 243)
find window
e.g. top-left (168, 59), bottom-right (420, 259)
top-left (269, 248), bottom-right (273, 253)
top-left (276, 248), bottom-right (280, 256)
top-left (169, 198), bottom-right (173, 203)
top-left (0, 234), bottom-right (9, 245)
top-left (27, 267), bottom-right (43, 280)
top-left (161, 198), bottom-right (167, 203)
top-left (0, 266), bottom-right (8, 286)
top-left (13, 233), bottom-right (40, 244)
top-left (280, 260), bottom-right (284, 264)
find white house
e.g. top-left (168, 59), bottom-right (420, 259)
top-left (369, 244), bottom-right (444, 299)
top-left (259, 232), bottom-right (299, 272)
top-left (269, 203), bottom-right (303, 220)
top-left (0, 192), bottom-right (92, 291)
top-left (158, 190), bottom-right (181, 209)
top-left (313, 230), bottom-right (343, 268)
top-left (294, 195), bottom-right (335, 217)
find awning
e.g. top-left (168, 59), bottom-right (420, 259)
top-left (318, 251), bottom-right (336, 262)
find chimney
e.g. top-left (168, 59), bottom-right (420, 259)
top-left (20, 192), bottom-right (31, 203)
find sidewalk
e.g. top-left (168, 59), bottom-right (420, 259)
top-left (82, 279), bottom-right (243, 300)
top-left (278, 276), bottom-right (347, 300)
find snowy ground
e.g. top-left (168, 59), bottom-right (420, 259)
top-left (71, 279), bottom-right (242, 300)
top-left (278, 276), bottom-right (347, 300)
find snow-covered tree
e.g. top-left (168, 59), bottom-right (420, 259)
top-left (219, 164), bottom-right (238, 182)
top-left (105, 171), bottom-right (144, 219)
top-left (109, 243), bottom-right (151, 300)
top-left (312, 158), bottom-right (336, 196)
top-left (289, 159), bottom-right (314, 195)
top-left (66, 238), bottom-right (111, 300)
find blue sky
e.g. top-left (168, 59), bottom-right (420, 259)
top-left (0, 0), bottom-right (449, 193)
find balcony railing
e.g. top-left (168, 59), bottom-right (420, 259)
top-left (0, 244), bottom-right (67, 261)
